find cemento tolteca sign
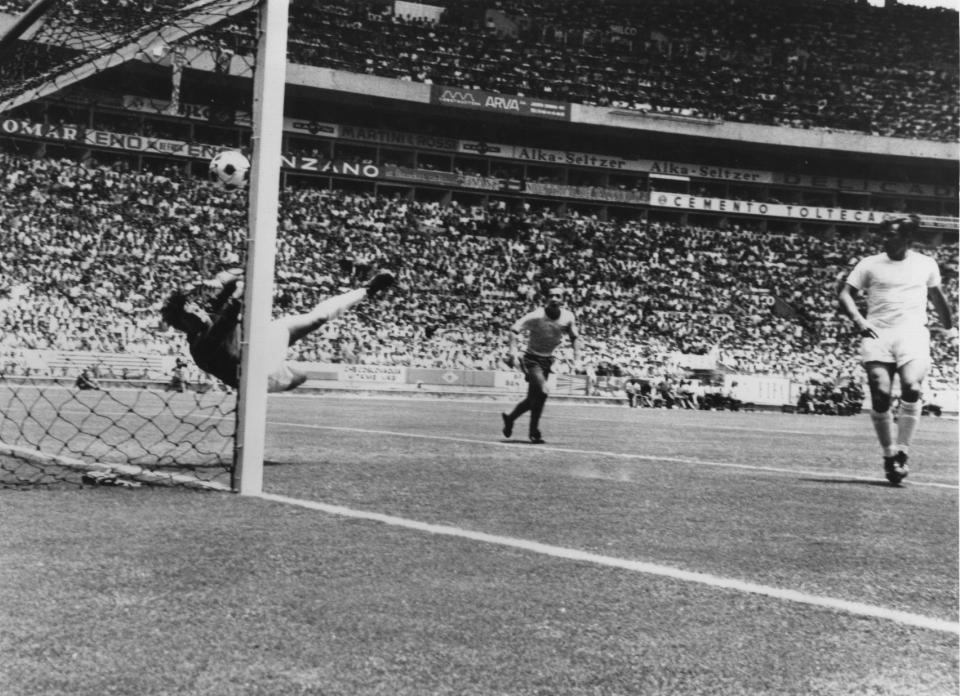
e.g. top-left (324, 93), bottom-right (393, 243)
top-left (649, 192), bottom-right (887, 224)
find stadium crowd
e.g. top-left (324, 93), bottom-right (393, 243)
top-left (0, 0), bottom-right (956, 141)
top-left (0, 151), bottom-right (956, 390)
top-left (283, 0), bottom-right (959, 141)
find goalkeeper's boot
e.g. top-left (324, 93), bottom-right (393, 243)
top-left (367, 270), bottom-right (395, 299)
top-left (883, 453), bottom-right (907, 485)
top-left (501, 413), bottom-right (513, 439)
top-left (529, 430), bottom-right (545, 445)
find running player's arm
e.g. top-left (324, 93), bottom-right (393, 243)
top-left (838, 261), bottom-right (877, 338)
top-left (838, 284), bottom-right (877, 338)
top-left (509, 313), bottom-right (532, 370)
top-left (925, 258), bottom-right (953, 332)
top-left (566, 314), bottom-right (582, 366)
top-left (508, 317), bottom-right (522, 354)
top-left (927, 286), bottom-right (954, 332)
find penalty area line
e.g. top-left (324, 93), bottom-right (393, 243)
top-left (258, 491), bottom-right (960, 636)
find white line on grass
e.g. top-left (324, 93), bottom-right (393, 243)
top-left (26, 406), bottom-right (956, 489)
top-left (461, 407), bottom-right (960, 440)
top-left (274, 422), bottom-right (959, 491)
top-left (258, 491), bottom-right (960, 636)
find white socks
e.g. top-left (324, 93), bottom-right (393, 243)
top-left (896, 400), bottom-right (923, 455)
top-left (872, 401), bottom-right (923, 457)
top-left (871, 410), bottom-right (896, 457)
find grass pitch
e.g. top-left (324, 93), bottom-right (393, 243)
top-left (2, 395), bottom-right (957, 695)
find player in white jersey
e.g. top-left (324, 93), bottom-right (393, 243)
top-left (838, 215), bottom-right (954, 484)
top-left (501, 286), bottom-right (581, 444)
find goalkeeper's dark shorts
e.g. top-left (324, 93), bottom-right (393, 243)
top-left (521, 352), bottom-right (554, 382)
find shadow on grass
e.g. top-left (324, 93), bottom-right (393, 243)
top-left (800, 477), bottom-right (901, 488)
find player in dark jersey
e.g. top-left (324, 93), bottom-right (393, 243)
top-left (161, 270), bottom-right (394, 392)
top-left (501, 286), bottom-right (581, 444)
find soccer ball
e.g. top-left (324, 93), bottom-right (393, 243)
top-left (208, 150), bottom-right (250, 190)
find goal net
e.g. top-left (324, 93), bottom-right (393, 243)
top-left (0, 0), bottom-right (269, 490)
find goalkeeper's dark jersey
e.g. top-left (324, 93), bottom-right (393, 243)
top-left (188, 292), bottom-right (243, 389)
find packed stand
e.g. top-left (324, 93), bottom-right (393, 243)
top-left (1, 0), bottom-right (956, 141)
top-left (0, 151), bottom-right (957, 390)
top-left (279, 0), bottom-right (958, 142)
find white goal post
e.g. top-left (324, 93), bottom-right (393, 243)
top-left (235, 0), bottom-right (290, 496)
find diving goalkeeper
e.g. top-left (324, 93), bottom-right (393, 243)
top-left (161, 269), bottom-right (394, 392)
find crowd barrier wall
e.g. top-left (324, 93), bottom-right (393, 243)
top-left (8, 353), bottom-right (958, 412)
top-left (277, 362), bottom-right (960, 412)
top-left (304, 363), bottom-right (594, 394)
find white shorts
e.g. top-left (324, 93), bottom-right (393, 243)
top-left (266, 319), bottom-right (296, 393)
top-left (860, 325), bottom-right (930, 368)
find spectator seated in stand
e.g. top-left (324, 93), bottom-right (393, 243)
top-left (796, 386), bottom-right (815, 414)
top-left (656, 377), bottom-right (679, 409)
top-left (676, 380), bottom-right (697, 409)
top-left (168, 357), bottom-right (189, 392)
top-left (623, 377), bottom-right (640, 408)
top-left (74, 365), bottom-right (101, 390)
top-left (923, 400), bottom-right (943, 418)
top-left (838, 377), bottom-right (864, 416)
